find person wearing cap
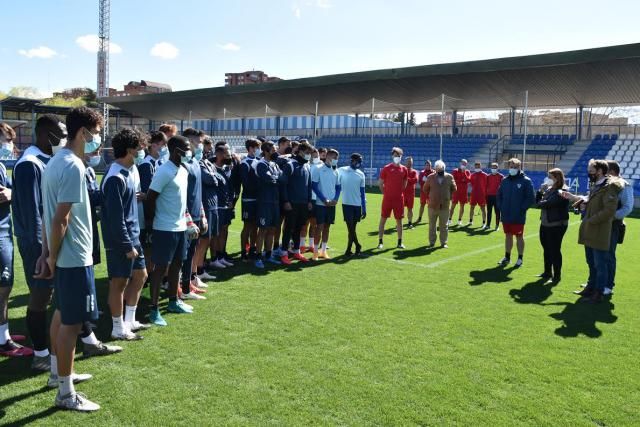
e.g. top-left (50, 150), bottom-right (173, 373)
top-left (377, 147), bottom-right (408, 249)
top-left (338, 153), bottom-right (367, 256)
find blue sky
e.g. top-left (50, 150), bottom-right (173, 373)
top-left (1, 0), bottom-right (639, 96)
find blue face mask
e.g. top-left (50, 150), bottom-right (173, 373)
top-left (181, 150), bottom-right (193, 164)
top-left (330, 159), bottom-right (338, 167)
top-left (509, 168), bottom-right (518, 176)
top-left (135, 150), bottom-right (145, 165)
top-left (88, 155), bottom-right (101, 168)
top-left (83, 129), bottom-right (102, 154)
top-left (0, 142), bottom-right (14, 158)
top-left (194, 151), bottom-right (203, 161)
top-left (351, 161), bottom-right (362, 169)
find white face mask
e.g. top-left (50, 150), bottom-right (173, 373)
top-left (509, 168), bottom-right (518, 176)
top-left (135, 149), bottom-right (145, 165)
top-left (474, 168), bottom-right (481, 173)
top-left (393, 156), bottom-right (402, 165)
top-left (0, 142), bottom-right (14, 158)
top-left (330, 159), bottom-right (338, 167)
top-left (88, 155), bottom-right (101, 168)
top-left (312, 157), bottom-right (321, 164)
top-left (303, 154), bottom-right (312, 161)
top-left (490, 168), bottom-right (498, 174)
top-left (460, 164), bottom-right (466, 170)
top-left (543, 177), bottom-right (555, 187)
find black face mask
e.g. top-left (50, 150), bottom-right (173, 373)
top-left (437, 170), bottom-right (444, 176)
top-left (223, 158), bottom-right (232, 165)
top-left (296, 154), bottom-right (307, 164)
top-left (284, 147), bottom-right (292, 155)
top-left (271, 152), bottom-right (279, 161)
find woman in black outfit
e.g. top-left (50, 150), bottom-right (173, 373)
top-left (536, 168), bottom-right (570, 282)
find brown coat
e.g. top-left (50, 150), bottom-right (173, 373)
top-left (578, 178), bottom-right (623, 250)
top-left (423, 172), bottom-right (457, 209)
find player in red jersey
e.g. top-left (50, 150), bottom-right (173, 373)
top-left (416, 160), bottom-right (433, 223)
top-left (377, 147), bottom-right (408, 249)
top-left (403, 157), bottom-right (419, 228)
top-left (449, 159), bottom-right (471, 226)
top-left (485, 162), bottom-right (504, 230)
top-left (469, 161), bottom-right (488, 228)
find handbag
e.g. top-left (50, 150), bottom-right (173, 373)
top-left (618, 221), bottom-right (626, 244)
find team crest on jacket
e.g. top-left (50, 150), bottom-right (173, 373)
top-left (517, 184), bottom-right (522, 188)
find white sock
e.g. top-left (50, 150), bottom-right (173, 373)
top-left (50, 354), bottom-right (58, 376)
top-left (309, 238), bottom-right (315, 247)
top-left (124, 305), bottom-right (137, 324)
top-left (80, 332), bottom-right (99, 346)
top-left (58, 375), bottom-right (75, 396)
top-left (321, 242), bottom-right (327, 251)
top-left (112, 315), bottom-right (124, 334)
top-left (299, 238), bottom-right (306, 247)
top-left (34, 348), bottom-right (50, 357)
top-left (0, 322), bottom-right (9, 345)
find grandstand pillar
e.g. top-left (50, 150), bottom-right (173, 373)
top-left (31, 107), bottom-right (36, 144)
top-left (510, 108), bottom-right (516, 136)
top-left (355, 113), bottom-right (359, 137)
top-left (577, 106), bottom-right (583, 140)
top-left (452, 110), bottom-right (458, 135)
top-left (180, 120), bottom-right (184, 133)
top-left (241, 118), bottom-right (246, 135)
top-left (276, 116), bottom-right (281, 135)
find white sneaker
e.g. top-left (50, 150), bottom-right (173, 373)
top-left (220, 258), bottom-right (234, 267)
top-left (498, 257), bottom-right (510, 266)
top-left (47, 372), bottom-right (93, 388)
top-left (447, 220), bottom-right (452, 226)
top-left (211, 260), bottom-right (227, 269)
top-left (198, 272), bottom-right (216, 282)
top-left (193, 276), bottom-right (208, 289)
top-left (457, 220), bottom-right (462, 226)
top-left (178, 299), bottom-right (193, 310)
top-left (55, 392), bottom-right (100, 412)
top-left (603, 287), bottom-right (613, 296)
top-left (514, 258), bottom-right (523, 268)
top-left (377, 243), bottom-right (384, 250)
top-left (111, 329), bottom-right (142, 341)
top-left (182, 292), bottom-right (206, 300)
top-left (128, 320), bottom-right (151, 332)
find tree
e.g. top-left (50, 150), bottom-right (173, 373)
top-left (82, 88), bottom-right (100, 108)
top-left (0, 91), bottom-right (6, 101)
top-left (8, 86), bottom-right (42, 99)
top-left (408, 113), bottom-right (416, 126)
top-left (42, 96), bottom-right (87, 108)
top-left (393, 112), bottom-right (405, 123)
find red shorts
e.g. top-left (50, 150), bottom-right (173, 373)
top-left (470, 194), bottom-right (486, 206)
top-left (381, 197), bottom-right (404, 220)
top-left (502, 223), bottom-right (524, 235)
top-left (420, 191), bottom-right (429, 205)
top-left (452, 190), bottom-right (468, 205)
top-left (403, 193), bottom-right (415, 209)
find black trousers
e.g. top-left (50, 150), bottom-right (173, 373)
top-left (539, 224), bottom-right (568, 278)
top-left (281, 203), bottom-right (310, 251)
top-left (486, 195), bottom-right (500, 227)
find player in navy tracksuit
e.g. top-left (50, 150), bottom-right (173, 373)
top-left (181, 129), bottom-right (207, 301)
top-left (11, 116), bottom-right (68, 368)
top-left (0, 123), bottom-right (22, 357)
top-left (194, 151), bottom-right (221, 282)
top-left (211, 145), bottom-right (235, 268)
top-left (254, 141), bottom-right (282, 268)
top-left (273, 137), bottom-right (292, 258)
top-left (279, 141), bottom-right (314, 263)
top-left (239, 138), bottom-right (261, 261)
top-left (84, 155), bottom-right (102, 266)
top-left (101, 128), bottom-right (149, 340)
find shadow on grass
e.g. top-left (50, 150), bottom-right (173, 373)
top-left (548, 299), bottom-right (617, 338)
top-left (0, 386), bottom-right (54, 423)
top-left (392, 245), bottom-right (440, 260)
top-left (366, 226), bottom-right (400, 237)
top-left (468, 265), bottom-right (517, 286)
top-left (0, 405), bottom-right (59, 425)
top-left (509, 278), bottom-right (559, 304)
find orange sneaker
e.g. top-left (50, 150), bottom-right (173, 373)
top-left (312, 249), bottom-right (319, 261)
top-left (280, 254), bottom-right (292, 265)
top-left (299, 245), bottom-right (306, 253)
top-left (190, 283), bottom-right (206, 294)
top-left (319, 250), bottom-right (331, 260)
top-left (292, 253), bottom-right (309, 263)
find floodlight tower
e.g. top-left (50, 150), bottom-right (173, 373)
top-left (97, 0), bottom-right (110, 140)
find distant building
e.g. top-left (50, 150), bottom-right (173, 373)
top-left (423, 112), bottom-right (458, 127)
top-left (225, 71), bottom-right (282, 86)
top-left (111, 80), bottom-right (172, 97)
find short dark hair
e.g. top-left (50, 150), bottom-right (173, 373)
top-left (203, 136), bottom-right (213, 145)
top-left (318, 147), bottom-right (327, 154)
top-left (158, 123), bottom-right (177, 135)
top-left (215, 145), bottom-right (227, 155)
top-left (606, 160), bottom-right (620, 175)
top-left (198, 130), bottom-right (206, 137)
top-left (591, 159), bottom-right (609, 175)
top-left (112, 128), bottom-right (145, 159)
top-left (278, 136), bottom-right (290, 146)
top-left (149, 130), bottom-right (167, 145)
top-left (298, 141), bottom-right (312, 153)
top-left (215, 140), bottom-right (227, 149)
top-left (168, 135), bottom-right (189, 153)
top-left (66, 107), bottom-right (103, 141)
top-left (351, 153), bottom-right (363, 161)
top-left (261, 141), bottom-right (275, 153)
top-left (245, 138), bottom-right (261, 150)
top-left (182, 128), bottom-right (199, 138)
top-left (327, 148), bottom-right (339, 157)
top-left (35, 114), bottom-right (62, 137)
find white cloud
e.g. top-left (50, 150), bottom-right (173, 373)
top-left (293, 4), bottom-right (301, 18)
top-left (218, 42), bottom-right (240, 51)
top-left (150, 42), bottom-right (179, 59)
top-left (316, 0), bottom-right (332, 8)
top-left (76, 34), bottom-right (122, 54)
top-left (18, 46), bottom-right (57, 59)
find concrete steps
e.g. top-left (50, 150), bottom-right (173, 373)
top-left (555, 140), bottom-right (591, 172)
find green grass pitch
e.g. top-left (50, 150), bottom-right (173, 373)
top-left (1, 192), bottom-right (638, 425)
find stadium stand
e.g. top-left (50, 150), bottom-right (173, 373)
top-left (567, 134), bottom-right (619, 193)
top-left (509, 134), bottom-right (577, 146)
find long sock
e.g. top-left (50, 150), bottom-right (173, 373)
top-left (321, 242), bottom-right (327, 252)
top-left (26, 309), bottom-right (48, 353)
top-left (299, 237), bottom-right (306, 248)
top-left (0, 322), bottom-right (9, 345)
top-left (50, 354), bottom-right (58, 376)
top-left (505, 252), bottom-right (511, 260)
top-left (81, 331), bottom-right (99, 346)
top-left (309, 237), bottom-right (315, 248)
top-left (124, 305), bottom-right (137, 324)
top-left (59, 375), bottom-right (75, 397)
top-left (112, 315), bottom-right (124, 333)
top-left (518, 254), bottom-right (523, 260)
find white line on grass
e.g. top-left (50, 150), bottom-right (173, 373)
top-left (372, 221), bottom-right (579, 270)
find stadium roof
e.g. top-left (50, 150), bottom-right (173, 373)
top-left (104, 43), bottom-right (640, 120)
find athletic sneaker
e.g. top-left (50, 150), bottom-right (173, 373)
top-left (210, 259), bottom-right (227, 269)
top-left (603, 287), bottom-right (613, 296)
top-left (31, 355), bottom-right (51, 371)
top-left (396, 243), bottom-right (406, 249)
top-left (514, 258), bottom-right (523, 268)
top-left (312, 249), bottom-right (319, 261)
top-left (47, 372), bottom-right (93, 388)
top-left (498, 257), bottom-right (510, 267)
top-left (55, 392), bottom-right (100, 412)
top-left (168, 300), bottom-right (193, 314)
top-left (299, 245), bottom-right (307, 253)
top-left (255, 259), bottom-right (265, 269)
top-left (193, 276), bottom-right (208, 289)
top-left (149, 309), bottom-right (168, 326)
top-left (177, 299), bottom-right (193, 311)
top-left (447, 220), bottom-right (452, 226)
top-left (319, 250), bottom-right (331, 260)
top-left (457, 220), bottom-right (463, 226)
top-left (190, 283), bottom-right (206, 295)
top-left (0, 340), bottom-right (34, 357)
top-left (272, 248), bottom-right (282, 257)
top-left (292, 253), bottom-right (309, 263)
top-left (407, 223), bottom-right (414, 229)
top-left (198, 272), bottom-right (216, 281)
top-left (280, 254), bottom-right (292, 265)
top-left (441, 244), bottom-right (449, 249)
top-left (267, 256), bottom-right (282, 265)
top-left (377, 243), bottom-right (384, 250)
top-left (83, 341), bottom-right (122, 358)
top-left (220, 258), bottom-right (234, 267)
top-left (182, 291), bottom-right (206, 300)
top-left (111, 329), bottom-right (143, 341)
top-left (129, 321), bottom-right (151, 332)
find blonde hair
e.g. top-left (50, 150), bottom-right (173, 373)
top-left (508, 158), bottom-right (521, 168)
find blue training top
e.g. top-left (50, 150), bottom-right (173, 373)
top-left (100, 162), bottom-right (141, 252)
top-left (240, 155), bottom-right (260, 201)
top-left (280, 156), bottom-right (312, 205)
top-left (255, 158), bottom-right (281, 205)
top-left (184, 158), bottom-right (203, 219)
